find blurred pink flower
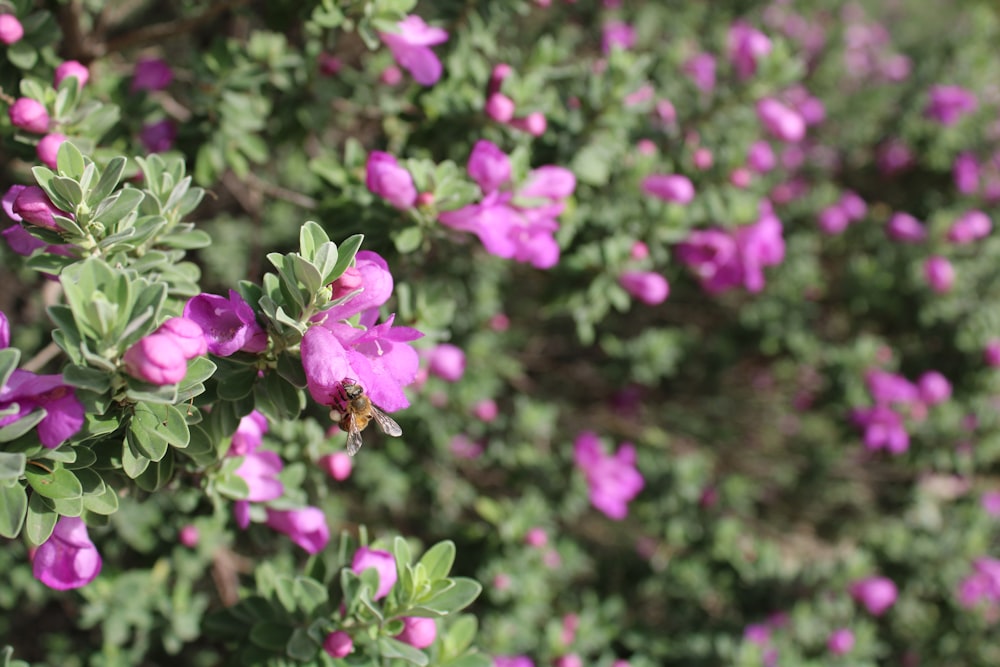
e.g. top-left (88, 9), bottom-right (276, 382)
top-left (924, 256), bottom-right (955, 294)
top-left (265, 507), bottom-right (329, 554)
top-left (850, 575), bottom-right (898, 615)
top-left (602, 21), bottom-right (636, 53)
top-left (886, 212), bottom-right (926, 243)
top-left (573, 431), bottom-right (644, 520)
top-left (351, 547), bottom-right (397, 599)
top-left (381, 15), bottom-right (449, 86)
top-left (926, 84), bottom-right (978, 125)
top-left (32, 517), bottom-right (102, 590)
top-left (366, 151), bottom-right (417, 210)
top-left (947, 210), bottom-right (991, 244)
top-left (620, 271), bottom-right (669, 305)
top-left (131, 57), bottom-right (173, 92)
top-left (728, 21), bottom-right (772, 79)
top-left (683, 53), bottom-right (716, 92)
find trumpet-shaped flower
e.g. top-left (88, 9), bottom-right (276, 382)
top-left (32, 517), bottom-right (102, 590)
top-left (380, 15), bottom-right (449, 86)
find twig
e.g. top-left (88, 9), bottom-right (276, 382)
top-left (22, 342), bottom-right (61, 373)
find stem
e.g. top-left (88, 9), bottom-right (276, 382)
top-left (27, 460), bottom-right (53, 473)
top-left (22, 342), bottom-right (61, 373)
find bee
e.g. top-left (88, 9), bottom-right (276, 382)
top-left (331, 379), bottom-right (402, 456)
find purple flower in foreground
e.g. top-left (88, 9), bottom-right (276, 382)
top-left (8, 98), bottom-right (49, 134)
top-left (131, 57), bottom-right (173, 92)
top-left (380, 15), bottom-right (449, 86)
top-left (850, 576), bottom-right (898, 616)
top-left (122, 332), bottom-right (188, 385)
top-left (351, 547), bottom-right (397, 599)
top-left (265, 507), bottom-right (330, 554)
top-left (183, 290), bottom-right (267, 357)
top-left (926, 84), bottom-right (978, 126)
top-left (323, 631), bottom-right (353, 658)
top-left (573, 431), bottom-right (644, 520)
top-left (0, 370), bottom-right (84, 448)
top-left (12, 186), bottom-right (65, 230)
top-left (32, 517), bottom-right (102, 590)
top-left (366, 151), bottom-right (417, 210)
top-left (0, 14), bottom-right (24, 45)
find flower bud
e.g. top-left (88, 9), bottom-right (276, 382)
top-left (849, 576), bottom-right (898, 616)
top-left (157, 316), bottom-right (208, 359)
top-left (886, 212), bottom-right (926, 243)
top-left (319, 451), bottom-right (353, 481)
top-left (395, 617), bottom-right (437, 649)
top-left (485, 92), bottom-right (516, 123)
top-left (641, 174), bottom-right (695, 204)
top-left (323, 631), bottom-right (353, 658)
top-left (9, 98), bottom-right (49, 134)
top-left (366, 151), bottom-right (417, 209)
top-left (947, 210), bottom-right (991, 244)
top-left (553, 655), bottom-right (583, 667)
top-left (123, 332), bottom-right (189, 385)
top-left (923, 256), bottom-right (955, 293)
top-left (756, 98), bottom-right (806, 142)
top-left (12, 186), bottom-right (64, 230)
top-left (818, 204), bottom-right (849, 235)
top-left (692, 148), bottom-right (713, 170)
top-left (131, 57), bottom-right (173, 92)
top-left (620, 271), bottom-right (669, 305)
top-left (427, 343), bottom-right (466, 382)
top-left (524, 527), bottom-right (548, 547)
top-left (381, 65), bottom-right (403, 86)
top-left (984, 340), bottom-right (1000, 367)
top-left (0, 14), bottom-right (24, 45)
top-left (730, 168), bottom-right (751, 189)
top-left (36, 133), bottom-right (68, 170)
top-left (630, 241), bottom-right (649, 260)
top-left (53, 60), bottom-right (89, 88)
top-left (917, 370), bottom-right (951, 405)
top-left (827, 629), bottom-right (855, 656)
top-left (472, 398), bottom-right (498, 422)
top-left (351, 547), bottom-right (397, 599)
top-left (510, 111), bottom-right (547, 136)
top-left (317, 53), bottom-right (342, 77)
top-left (747, 140), bottom-right (776, 173)
top-left (179, 524), bottom-right (199, 548)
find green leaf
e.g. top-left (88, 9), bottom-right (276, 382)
top-left (377, 637), bottom-right (430, 666)
top-left (25, 493), bottom-right (57, 545)
top-left (416, 578), bottom-right (482, 614)
top-left (418, 540), bottom-right (456, 581)
top-left (441, 653), bottom-right (493, 667)
top-left (293, 577), bottom-right (328, 615)
top-left (254, 372), bottom-right (304, 422)
top-left (129, 402), bottom-right (191, 461)
top-left (0, 484), bottom-right (27, 539)
top-left (329, 234), bottom-right (364, 283)
top-left (285, 628), bottom-right (318, 661)
top-left (6, 41), bottom-right (37, 69)
top-left (249, 622), bottom-right (293, 651)
top-left (82, 481), bottom-right (119, 515)
top-left (442, 615), bottom-right (478, 659)
top-left (0, 453), bottom-right (26, 481)
top-left (298, 221), bottom-right (330, 260)
top-left (62, 365), bottom-right (112, 394)
top-left (135, 449), bottom-right (175, 491)
top-left (122, 439), bottom-right (150, 478)
top-left (56, 142), bottom-right (86, 180)
top-left (87, 156), bottom-right (128, 208)
top-left (393, 227), bottom-right (423, 253)
top-left (25, 465), bottom-right (83, 500)
top-left (0, 349), bottom-right (19, 389)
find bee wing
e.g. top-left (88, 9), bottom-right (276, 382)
top-left (345, 413), bottom-right (365, 456)
top-left (370, 406), bottom-right (403, 437)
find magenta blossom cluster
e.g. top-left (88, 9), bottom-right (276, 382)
top-left (380, 15), bottom-right (448, 86)
top-left (573, 431), bottom-right (644, 520)
top-left (851, 368), bottom-right (951, 455)
top-left (183, 289), bottom-right (267, 357)
top-left (957, 557), bottom-right (1000, 621)
top-left (676, 200), bottom-right (786, 293)
top-left (302, 251), bottom-right (422, 414)
top-left (0, 312), bottom-right (84, 449)
top-left (438, 140), bottom-right (576, 269)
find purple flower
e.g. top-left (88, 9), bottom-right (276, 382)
top-left (827, 628), bottom-right (855, 656)
top-left (619, 271), bottom-right (669, 305)
top-left (351, 546), bottom-right (397, 599)
top-left (32, 517), bottom-right (102, 590)
top-left (957, 557), bottom-right (1000, 613)
top-left (0, 370), bottom-right (84, 448)
top-left (323, 631), bottom-right (353, 658)
top-left (953, 152), bottom-right (980, 194)
top-left (54, 60), bottom-right (89, 89)
top-left (37, 133), bottom-right (68, 170)
top-left (12, 186), bottom-right (70, 231)
top-left (485, 92), bottom-right (516, 123)
top-left (122, 332), bottom-right (188, 385)
top-left (427, 343), bottom-right (466, 382)
top-left (818, 204), bottom-right (849, 235)
top-left (683, 53), bottom-right (716, 93)
top-left (380, 15), bottom-right (449, 86)
top-left (366, 151), bottom-right (417, 210)
top-left (131, 58), bottom-right (173, 92)
top-left (0, 311), bottom-right (8, 349)
top-left (324, 251), bottom-right (395, 321)
top-left (319, 451), bottom-right (353, 481)
top-left (229, 410), bottom-right (268, 457)
top-left (917, 370), bottom-right (951, 405)
top-left (924, 256), bottom-right (955, 294)
top-left (8, 98), bottom-right (49, 134)
top-left (756, 98), bottom-right (805, 142)
top-left (139, 120), bottom-right (177, 153)
top-left (395, 616), bottom-right (437, 649)
top-left (0, 14), bottom-right (24, 45)
top-left (986, 340), bottom-right (1000, 368)
top-left (183, 290), bottom-right (267, 357)
top-left (728, 21), bottom-right (772, 79)
top-left (877, 140), bottom-right (914, 174)
top-left (926, 85), bottom-right (978, 125)
top-left (747, 141), bottom-right (776, 173)
top-left (947, 210), bottom-right (991, 244)
top-left (468, 140), bottom-right (512, 194)
top-left (641, 174), bottom-right (695, 204)
top-left (157, 317), bottom-right (208, 359)
top-left (866, 370), bottom-right (918, 405)
top-left (851, 405), bottom-right (909, 454)
top-left (573, 431), bottom-right (644, 520)
top-left (676, 229), bottom-right (738, 288)
top-left (234, 450), bottom-right (284, 501)
top-left (495, 657), bottom-right (535, 667)
top-left (838, 191), bottom-right (868, 221)
top-left (850, 576), bottom-right (898, 615)
top-left (265, 507), bottom-right (330, 554)
top-left (601, 21), bottom-right (636, 54)
top-left (982, 491), bottom-right (1000, 516)
top-left (886, 212), bottom-right (926, 243)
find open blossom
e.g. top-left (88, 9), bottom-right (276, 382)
top-left (351, 547), bottom-right (397, 599)
top-left (265, 507), bottom-right (330, 554)
top-left (380, 15), bottom-right (448, 86)
top-left (32, 517), bottom-right (102, 590)
top-left (925, 84), bottom-right (978, 125)
top-left (230, 410), bottom-right (268, 457)
top-left (438, 140), bottom-right (575, 269)
top-left (366, 151), bottom-right (417, 209)
top-left (0, 370), bottom-right (84, 448)
top-left (131, 57), bottom-right (173, 92)
top-left (183, 289), bottom-right (267, 357)
top-left (850, 576), bottom-right (898, 615)
top-left (728, 21), bottom-right (772, 79)
top-left (573, 431), bottom-right (644, 520)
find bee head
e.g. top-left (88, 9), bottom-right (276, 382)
top-left (343, 382), bottom-right (364, 400)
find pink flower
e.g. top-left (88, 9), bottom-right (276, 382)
top-left (981, 491), bottom-right (1000, 516)
top-left (468, 140), bottom-right (512, 194)
top-left (485, 92), bottom-right (516, 123)
top-left (0, 311), bottom-right (8, 349)
top-left (850, 576), bottom-right (898, 615)
top-left (573, 431), bottom-right (644, 520)
top-left (917, 370), bottom-right (951, 405)
top-left (0, 14), bottom-right (24, 45)
top-left (234, 450), bottom-right (285, 502)
top-left (265, 507), bottom-right (330, 554)
top-left (641, 174), bottom-right (695, 204)
top-left (524, 527), bottom-right (548, 547)
top-left (926, 84), bottom-right (978, 125)
top-left (0, 370), bottom-right (84, 448)
top-left (509, 111), bottom-right (547, 136)
top-left (8, 98), bottom-right (49, 134)
top-left (552, 655), bottom-right (582, 667)
top-left (157, 317), bottom-right (208, 359)
top-left (495, 657), bottom-right (534, 667)
top-left (32, 517), bottom-right (102, 590)
top-left (683, 53), bottom-right (716, 92)
top-left (380, 66), bottom-right (403, 86)
top-left (323, 631), bottom-right (353, 658)
top-left (351, 547), bottom-right (397, 599)
top-left (947, 210), bottom-right (991, 244)
top-left (692, 148), bottom-right (713, 170)
top-left (319, 451), bottom-right (353, 481)
top-left (473, 398), bottom-right (498, 422)
top-left (728, 21), bottom-right (772, 79)
top-left (139, 120), bottom-right (177, 153)
top-left (12, 185), bottom-right (65, 230)
top-left (183, 290), bottom-right (267, 357)
top-left (818, 204), bottom-right (849, 235)
top-left (366, 151), bottom-right (418, 210)
top-left (866, 369), bottom-right (918, 405)
top-left (317, 53), bottom-right (342, 77)
top-left (427, 343), bottom-right (466, 382)
top-left (380, 15), bottom-right (449, 86)
top-left (886, 212), bottom-right (926, 243)
top-left (229, 410), bottom-right (268, 457)
top-left (756, 98), bottom-right (805, 142)
top-left (54, 60), bottom-right (89, 88)
top-left (827, 628), bottom-right (855, 656)
top-left (36, 133), bottom-right (68, 170)
top-left (956, 557), bottom-right (1000, 612)
top-left (122, 332), bottom-right (189, 385)
top-left (851, 405), bottom-right (909, 454)
top-left (953, 152), bottom-right (980, 194)
top-left (620, 271), bottom-right (669, 305)
top-left (131, 57), bottom-right (173, 92)
top-left (747, 141), bottom-right (776, 173)
top-left (396, 617), bottom-right (437, 648)
top-left (601, 21), bottom-right (636, 54)
top-left (986, 340), bottom-right (1000, 368)
top-left (179, 524), bottom-right (199, 548)
top-left (924, 256), bottom-right (955, 293)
